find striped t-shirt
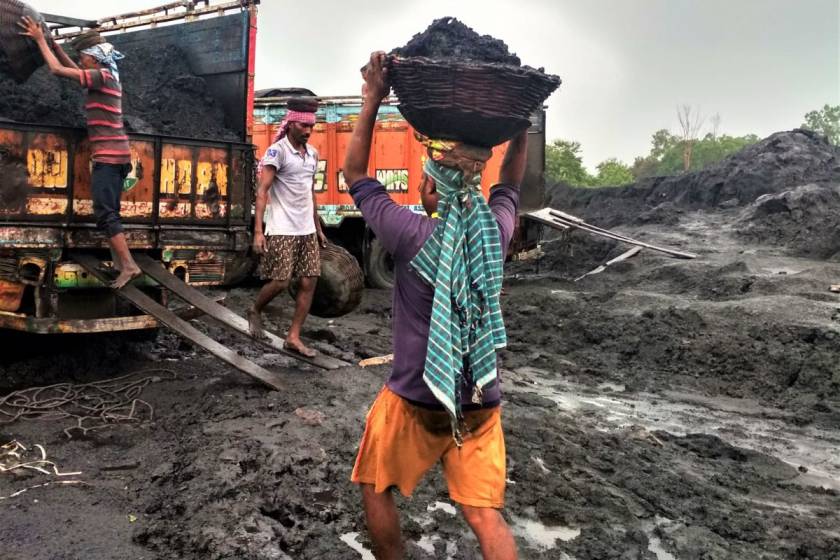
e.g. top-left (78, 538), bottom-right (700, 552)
top-left (79, 68), bottom-right (131, 164)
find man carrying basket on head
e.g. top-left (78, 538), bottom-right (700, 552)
top-left (344, 51), bottom-right (527, 560)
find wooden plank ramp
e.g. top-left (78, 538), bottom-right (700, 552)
top-left (73, 253), bottom-right (286, 391)
top-left (133, 253), bottom-right (349, 370)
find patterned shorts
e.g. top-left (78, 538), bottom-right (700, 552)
top-left (258, 234), bottom-right (321, 281)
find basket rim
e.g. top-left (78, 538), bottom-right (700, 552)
top-left (388, 55), bottom-right (561, 85)
top-left (397, 103), bottom-right (534, 122)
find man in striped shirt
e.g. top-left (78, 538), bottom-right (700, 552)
top-left (19, 19), bottom-right (140, 289)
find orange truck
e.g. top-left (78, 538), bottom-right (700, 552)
top-left (253, 91), bottom-right (547, 288)
top-left (0, 1), bottom-right (260, 334)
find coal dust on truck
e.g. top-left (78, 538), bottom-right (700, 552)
top-left (0, 1), bottom-right (260, 334)
top-left (253, 93), bottom-right (547, 289)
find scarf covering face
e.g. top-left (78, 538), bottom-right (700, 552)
top-left (410, 138), bottom-right (506, 445)
top-left (272, 110), bottom-right (317, 142)
top-left (81, 43), bottom-right (125, 81)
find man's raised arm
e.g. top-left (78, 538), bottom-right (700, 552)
top-left (18, 17), bottom-right (81, 81)
top-left (499, 130), bottom-right (529, 187)
top-left (343, 52), bottom-right (390, 187)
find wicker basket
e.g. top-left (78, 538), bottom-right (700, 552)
top-left (0, 0), bottom-right (45, 83)
top-left (288, 243), bottom-right (364, 318)
top-left (388, 56), bottom-right (561, 147)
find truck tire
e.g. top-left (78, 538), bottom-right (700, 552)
top-left (289, 243), bottom-right (364, 318)
top-left (364, 236), bottom-right (394, 290)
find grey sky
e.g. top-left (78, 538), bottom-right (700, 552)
top-left (26, 0), bottom-right (840, 170)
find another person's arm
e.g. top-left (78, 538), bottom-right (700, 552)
top-left (499, 130), bottom-right (529, 187)
top-left (253, 166), bottom-right (273, 254)
top-left (344, 52), bottom-right (428, 258)
top-left (18, 17), bottom-right (81, 81)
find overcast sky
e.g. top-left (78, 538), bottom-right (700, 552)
top-left (27, 0), bottom-right (840, 170)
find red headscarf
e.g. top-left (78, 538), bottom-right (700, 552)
top-left (273, 110), bottom-right (317, 142)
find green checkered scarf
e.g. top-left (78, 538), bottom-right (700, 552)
top-left (411, 159), bottom-right (507, 444)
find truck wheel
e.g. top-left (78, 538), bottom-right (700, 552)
top-left (289, 243), bottom-right (364, 318)
top-left (364, 236), bottom-right (394, 290)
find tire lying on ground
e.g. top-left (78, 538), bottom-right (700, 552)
top-left (289, 242), bottom-right (364, 318)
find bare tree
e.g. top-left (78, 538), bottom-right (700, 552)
top-left (677, 105), bottom-right (706, 172)
top-left (710, 113), bottom-right (722, 140)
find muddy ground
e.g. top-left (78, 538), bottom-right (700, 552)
top-left (2, 132), bottom-right (840, 559)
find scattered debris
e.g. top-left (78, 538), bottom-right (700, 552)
top-left (575, 246), bottom-right (643, 282)
top-left (294, 408), bottom-right (325, 426)
top-left (358, 354), bottom-right (394, 368)
top-left (1, 440), bottom-right (81, 476)
top-left (624, 425), bottom-right (665, 447)
top-left (0, 369), bottom-right (175, 438)
top-left (0, 440), bottom-right (85, 501)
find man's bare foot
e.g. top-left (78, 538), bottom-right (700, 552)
top-left (111, 266), bottom-right (142, 289)
top-left (284, 337), bottom-right (317, 358)
top-left (247, 308), bottom-right (268, 340)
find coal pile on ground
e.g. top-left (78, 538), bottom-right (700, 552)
top-left (737, 183), bottom-right (840, 260)
top-left (549, 129), bottom-right (840, 228)
top-left (0, 42), bottom-right (238, 141)
top-left (391, 17), bottom-right (521, 65)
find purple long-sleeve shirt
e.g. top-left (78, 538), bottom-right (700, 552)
top-left (350, 177), bottom-right (519, 409)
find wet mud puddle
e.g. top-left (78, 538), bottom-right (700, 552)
top-left (339, 367), bottom-right (839, 559)
top-left (510, 366), bottom-right (840, 491)
top-left (505, 366), bottom-right (840, 558)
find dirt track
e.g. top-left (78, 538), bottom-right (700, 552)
top-left (2, 131), bottom-right (840, 559)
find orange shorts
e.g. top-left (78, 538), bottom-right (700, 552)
top-left (351, 386), bottom-right (507, 509)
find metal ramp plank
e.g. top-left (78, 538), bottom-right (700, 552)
top-left (525, 208), bottom-right (698, 260)
top-left (133, 253), bottom-right (349, 371)
top-left (73, 253), bottom-right (284, 391)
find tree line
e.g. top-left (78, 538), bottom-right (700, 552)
top-left (546, 104), bottom-right (839, 188)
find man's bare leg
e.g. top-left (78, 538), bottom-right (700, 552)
top-left (462, 505), bottom-right (518, 560)
top-left (109, 233), bottom-right (142, 289)
top-left (249, 279), bottom-right (288, 339)
top-left (361, 484), bottom-right (404, 560)
top-left (284, 275), bottom-right (316, 357)
top-left (109, 246), bottom-right (121, 272)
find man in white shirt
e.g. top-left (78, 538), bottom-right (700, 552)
top-left (249, 100), bottom-right (327, 358)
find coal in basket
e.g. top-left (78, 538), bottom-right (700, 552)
top-left (384, 18), bottom-right (561, 148)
